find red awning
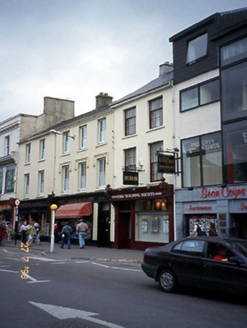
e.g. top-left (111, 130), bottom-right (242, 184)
top-left (55, 202), bottom-right (92, 219)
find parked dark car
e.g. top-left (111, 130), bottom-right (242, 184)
top-left (141, 237), bottom-right (247, 294)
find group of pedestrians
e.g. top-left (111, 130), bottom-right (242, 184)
top-left (189, 219), bottom-right (218, 237)
top-left (20, 220), bottom-right (41, 245)
top-left (60, 218), bottom-right (88, 249)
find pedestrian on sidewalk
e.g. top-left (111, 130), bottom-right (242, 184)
top-left (20, 220), bottom-right (29, 244)
top-left (34, 222), bottom-right (41, 245)
top-left (76, 218), bottom-right (88, 249)
top-left (60, 222), bottom-right (72, 249)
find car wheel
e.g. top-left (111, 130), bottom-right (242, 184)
top-left (158, 269), bottom-right (176, 293)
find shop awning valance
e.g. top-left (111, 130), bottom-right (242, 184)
top-left (55, 202), bottom-right (92, 219)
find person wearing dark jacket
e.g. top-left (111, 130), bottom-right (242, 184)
top-left (60, 222), bottom-right (73, 249)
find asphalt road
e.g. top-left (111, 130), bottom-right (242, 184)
top-left (1, 245), bottom-right (247, 328)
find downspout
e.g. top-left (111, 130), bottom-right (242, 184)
top-left (170, 79), bottom-right (177, 240)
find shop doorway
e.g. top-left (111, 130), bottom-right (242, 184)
top-left (231, 214), bottom-right (247, 239)
top-left (97, 203), bottom-right (111, 247)
top-left (118, 212), bottom-right (131, 249)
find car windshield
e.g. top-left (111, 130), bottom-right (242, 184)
top-left (228, 240), bottom-right (247, 257)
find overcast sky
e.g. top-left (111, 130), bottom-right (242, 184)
top-left (1, 0), bottom-right (247, 122)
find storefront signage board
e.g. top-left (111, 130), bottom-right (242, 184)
top-left (157, 152), bottom-right (175, 174)
top-left (123, 171), bottom-right (138, 185)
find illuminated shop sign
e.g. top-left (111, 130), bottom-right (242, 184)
top-left (187, 205), bottom-right (213, 211)
top-left (111, 191), bottom-right (163, 200)
top-left (201, 187), bottom-right (246, 200)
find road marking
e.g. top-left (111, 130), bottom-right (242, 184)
top-left (51, 262), bottom-right (67, 265)
top-left (0, 268), bottom-right (19, 273)
top-left (112, 266), bottom-right (142, 272)
top-left (26, 275), bottom-right (51, 284)
top-left (91, 262), bottom-right (110, 268)
top-left (88, 261), bottom-right (142, 272)
top-left (28, 256), bottom-right (67, 262)
top-left (29, 302), bottom-right (125, 328)
top-left (75, 260), bottom-right (90, 263)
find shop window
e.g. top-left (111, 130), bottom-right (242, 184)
top-left (182, 132), bottom-right (222, 187)
top-left (150, 141), bottom-right (163, 182)
top-left (149, 97), bottom-right (163, 129)
top-left (180, 79), bottom-right (219, 112)
top-left (125, 107), bottom-right (136, 136)
top-left (221, 61), bottom-right (247, 122)
top-left (135, 213), bottom-right (169, 243)
top-left (223, 120), bottom-right (247, 183)
top-left (186, 33), bottom-right (208, 64)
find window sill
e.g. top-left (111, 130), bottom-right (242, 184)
top-left (146, 125), bottom-right (164, 133)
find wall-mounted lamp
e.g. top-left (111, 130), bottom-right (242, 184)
top-left (155, 199), bottom-right (167, 211)
top-left (50, 129), bottom-right (76, 140)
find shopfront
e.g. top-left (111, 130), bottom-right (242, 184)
top-left (0, 199), bottom-right (15, 226)
top-left (175, 185), bottom-right (247, 239)
top-left (107, 180), bottom-right (174, 250)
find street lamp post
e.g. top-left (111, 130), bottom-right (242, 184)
top-left (50, 204), bottom-right (58, 253)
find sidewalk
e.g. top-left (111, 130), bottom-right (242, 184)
top-left (1, 239), bottom-right (144, 264)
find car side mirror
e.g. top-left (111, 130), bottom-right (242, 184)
top-left (228, 256), bottom-right (242, 264)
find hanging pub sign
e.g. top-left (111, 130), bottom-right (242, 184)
top-left (157, 152), bottom-right (175, 174)
top-left (123, 171), bottom-right (139, 185)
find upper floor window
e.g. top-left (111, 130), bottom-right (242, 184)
top-left (125, 147), bottom-right (136, 171)
top-left (98, 118), bottom-right (106, 143)
top-left (182, 132), bottom-right (222, 187)
top-left (221, 61), bottom-right (247, 121)
top-left (24, 173), bottom-right (30, 197)
top-left (4, 136), bottom-right (10, 156)
top-left (5, 164), bottom-right (15, 193)
top-left (223, 120), bottom-right (247, 184)
top-left (38, 170), bottom-right (44, 195)
top-left (25, 144), bottom-right (31, 163)
top-left (180, 79), bottom-right (220, 112)
top-left (80, 125), bottom-right (87, 149)
top-left (79, 162), bottom-right (86, 190)
top-left (63, 132), bottom-right (70, 154)
top-left (186, 33), bottom-right (208, 64)
top-left (149, 97), bottom-right (163, 129)
top-left (39, 139), bottom-right (45, 160)
top-left (150, 141), bottom-right (163, 182)
top-left (0, 168), bottom-right (3, 194)
top-left (62, 165), bottom-right (69, 192)
top-left (125, 108), bottom-right (136, 136)
top-left (221, 37), bottom-right (247, 67)
top-left (98, 158), bottom-right (106, 187)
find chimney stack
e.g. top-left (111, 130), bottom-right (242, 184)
top-left (159, 62), bottom-right (173, 76)
top-left (96, 92), bottom-right (113, 109)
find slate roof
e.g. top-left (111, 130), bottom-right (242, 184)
top-left (111, 70), bottom-right (173, 107)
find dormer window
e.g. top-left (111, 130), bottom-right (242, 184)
top-left (186, 33), bottom-right (208, 64)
